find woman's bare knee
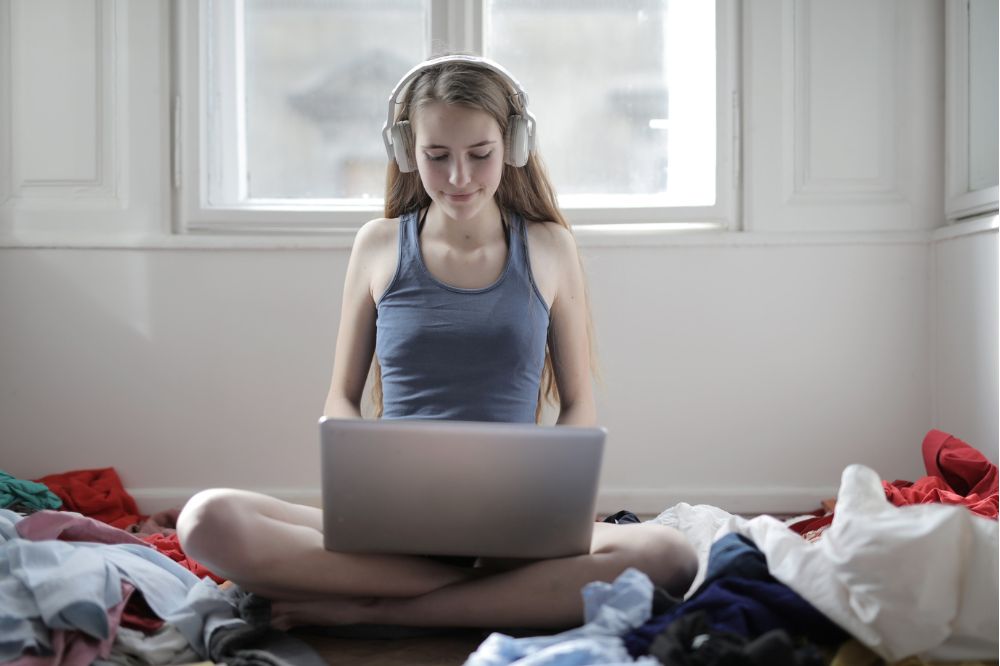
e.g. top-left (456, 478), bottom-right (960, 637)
top-left (595, 524), bottom-right (698, 598)
top-left (177, 488), bottom-right (256, 575)
top-left (633, 525), bottom-right (698, 596)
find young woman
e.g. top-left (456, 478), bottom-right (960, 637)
top-left (177, 55), bottom-right (697, 631)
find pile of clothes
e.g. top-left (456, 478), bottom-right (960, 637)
top-left (1, 467), bottom-right (221, 584)
top-left (465, 430), bottom-right (1000, 666)
top-left (0, 468), bottom-right (326, 666)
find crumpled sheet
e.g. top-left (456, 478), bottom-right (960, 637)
top-left (727, 464), bottom-right (999, 662)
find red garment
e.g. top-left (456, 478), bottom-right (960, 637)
top-left (882, 430), bottom-right (998, 519)
top-left (120, 589), bottom-right (166, 633)
top-left (34, 468), bottom-right (146, 530)
top-left (787, 512), bottom-right (834, 542)
top-left (142, 532), bottom-right (226, 584)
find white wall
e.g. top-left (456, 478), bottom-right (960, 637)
top-left (931, 221), bottom-right (1000, 463)
top-left (1, 0), bottom-right (996, 515)
top-left (0, 237), bottom-right (936, 514)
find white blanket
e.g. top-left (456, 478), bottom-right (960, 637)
top-left (654, 465), bottom-right (999, 662)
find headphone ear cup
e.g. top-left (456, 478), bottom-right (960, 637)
top-left (391, 120), bottom-right (416, 173)
top-left (504, 115), bottom-right (531, 167)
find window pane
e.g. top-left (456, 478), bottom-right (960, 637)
top-left (240, 0), bottom-right (426, 202)
top-left (485, 0), bottom-right (715, 206)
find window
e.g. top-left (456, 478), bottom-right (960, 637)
top-left (486, 0), bottom-right (716, 208)
top-left (175, 0), bottom-right (738, 235)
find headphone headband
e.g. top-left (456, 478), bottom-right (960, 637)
top-left (381, 55), bottom-right (536, 163)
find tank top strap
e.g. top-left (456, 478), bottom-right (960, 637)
top-left (505, 211), bottom-right (528, 273)
top-left (509, 211), bottom-right (551, 315)
top-left (398, 209), bottom-right (420, 266)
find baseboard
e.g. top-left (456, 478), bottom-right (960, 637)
top-left (130, 485), bottom-right (838, 518)
top-left (597, 486), bottom-right (838, 516)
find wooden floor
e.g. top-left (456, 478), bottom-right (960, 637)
top-left (297, 629), bottom-right (490, 665)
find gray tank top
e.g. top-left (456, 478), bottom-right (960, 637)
top-left (375, 209), bottom-right (550, 423)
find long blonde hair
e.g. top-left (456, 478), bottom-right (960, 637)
top-left (372, 59), bottom-right (594, 422)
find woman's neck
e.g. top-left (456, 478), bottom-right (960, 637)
top-left (422, 201), bottom-right (505, 249)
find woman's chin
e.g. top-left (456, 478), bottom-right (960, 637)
top-left (437, 195), bottom-right (487, 220)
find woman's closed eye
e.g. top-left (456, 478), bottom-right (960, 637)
top-left (423, 151), bottom-right (493, 162)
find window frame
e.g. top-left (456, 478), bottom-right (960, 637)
top-left (173, 0), bottom-right (741, 237)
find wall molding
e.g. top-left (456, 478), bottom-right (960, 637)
top-left (0, 1), bottom-right (11, 207)
top-left (745, 0), bottom-right (942, 232)
top-left (788, 0), bottom-right (903, 204)
top-left (0, 0), bottom-right (172, 239)
top-left (9, 0), bottom-right (125, 204)
top-left (945, 0), bottom-right (1000, 220)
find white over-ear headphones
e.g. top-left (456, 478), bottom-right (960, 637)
top-left (381, 55), bottom-right (537, 173)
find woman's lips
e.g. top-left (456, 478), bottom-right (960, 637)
top-left (445, 191), bottom-right (478, 202)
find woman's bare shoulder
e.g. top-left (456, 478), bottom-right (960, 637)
top-left (351, 217), bottom-right (402, 302)
top-left (524, 220), bottom-right (580, 307)
top-left (353, 217), bottom-right (400, 254)
top-left (525, 220), bottom-right (578, 260)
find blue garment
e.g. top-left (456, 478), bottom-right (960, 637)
top-left (464, 567), bottom-right (660, 666)
top-left (693, 532), bottom-right (770, 594)
top-left (624, 577), bottom-right (843, 656)
top-left (0, 509), bottom-right (241, 662)
top-left (623, 534), bottom-right (844, 657)
top-left (376, 209), bottom-right (550, 423)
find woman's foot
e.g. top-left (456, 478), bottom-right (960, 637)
top-left (270, 596), bottom-right (380, 630)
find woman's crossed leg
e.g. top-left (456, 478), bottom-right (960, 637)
top-left (177, 488), bottom-right (697, 630)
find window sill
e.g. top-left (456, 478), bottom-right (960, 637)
top-left (930, 214), bottom-right (999, 243)
top-left (0, 225), bottom-right (947, 251)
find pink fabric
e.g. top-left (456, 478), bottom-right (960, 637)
top-left (8, 582), bottom-right (133, 666)
top-left (15, 510), bottom-right (149, 547)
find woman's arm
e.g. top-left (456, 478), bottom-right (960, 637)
top-left (323, 219), bottom-right (394, 419)
top-left (544, 226), bottom-right (597, 427)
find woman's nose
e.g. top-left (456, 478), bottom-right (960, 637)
top-left (449, 158), bottom-right (471, 187)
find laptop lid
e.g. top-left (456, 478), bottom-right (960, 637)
top-left (319, 417), bottom-right (606, 559)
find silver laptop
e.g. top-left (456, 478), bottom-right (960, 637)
top-left (320, 417), bottom-right (606, 559)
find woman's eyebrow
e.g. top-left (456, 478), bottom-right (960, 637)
top-left (421, 140), bottom-right (498, 150)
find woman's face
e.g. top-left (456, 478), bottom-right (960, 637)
top-left (412, 102), bottom-right (505, 222)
